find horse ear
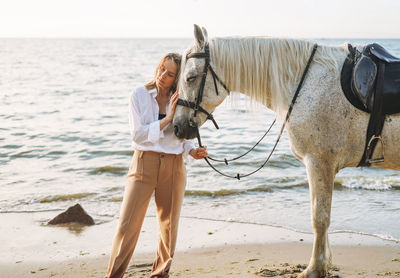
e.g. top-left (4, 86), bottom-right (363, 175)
top-left (201, 26), bottom-right (208, 42)
top-left (194, 24), bottom-right (205, 48)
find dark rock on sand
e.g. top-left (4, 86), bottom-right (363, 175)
top-left (48, 204), bottom-right (95, 225)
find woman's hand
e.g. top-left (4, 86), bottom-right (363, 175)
top-left (160, 91), bottom-right (178, 130)
top-left (166, 91), bottom-right (179, 122)
top-left (189, 146), bottom-right (209, 160)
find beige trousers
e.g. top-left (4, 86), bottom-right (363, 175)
top-left (105, 150), bottom-right (186, 278)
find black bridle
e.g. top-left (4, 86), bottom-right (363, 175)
top-left (177, 42), bottom-right (318, 180)
top-left (177, 43), bottom-right (229, 130)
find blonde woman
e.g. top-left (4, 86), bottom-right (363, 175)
top-left (105, 53), bottom-right (208, 278)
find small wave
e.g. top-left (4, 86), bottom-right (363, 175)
top-left (50, 135), bottom-right (80, 142)
top-left (247, 186), bottom-right (273, 193)
top-left (72, 117), bottom-right (84, 122)
top-left (185, 189), bottom-right (244, 197)
top-left (47, 150), bottom-right (67, 155)
top-left (106, 186), bottom-right (123, 192)
top-left (10, 150), bottom-right (36, 158)
top-left (336, 177), bottom-right (396, 191)
top-left (391, 184), bottom-right (400, 190)
top-left (2, 144), bottom-right (23, 149)
top-left (183, 179), bottom-right (374, 197)
top-left (88, 150), bottom-right (133, 157)
top-left (63, 167), bottom-right (87, 173)
top-left (39, 110), bottom-right (60, 115)
top-left (89, 166), bottom-right (126, 175)
top-left (268, 182), bottom-right (309, 190)
top-left (185, 183), bottom-right (308, 198)
top-left (330, 229), bottom-right (399, 243)
top-left (11, 132), bottom-right (26, 136)
top-left (39, 193), bottom-right (97, 203)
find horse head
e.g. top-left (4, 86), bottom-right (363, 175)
top-left (173, 25), bottom-right (230, 139)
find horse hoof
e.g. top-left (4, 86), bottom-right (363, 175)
top-left (298, 267), bottom-right (327, 278)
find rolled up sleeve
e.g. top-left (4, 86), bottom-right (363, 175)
top-left (129, 90), bottom-right (162, 144)
top-left (182, 139), bottom-right (195, 161)
top-left (148, 120), bottom-right (161, 143)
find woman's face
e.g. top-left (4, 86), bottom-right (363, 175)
top-left (156, 58), bottom-right (178, 91)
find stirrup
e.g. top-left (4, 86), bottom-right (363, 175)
top-left (366, 135), bottom-right (385, 164)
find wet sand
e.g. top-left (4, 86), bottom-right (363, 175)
top-left (1, 211), bottom-right (400, 277)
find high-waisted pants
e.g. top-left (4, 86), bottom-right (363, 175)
top-left (105, 150), bottom-right (186, 278)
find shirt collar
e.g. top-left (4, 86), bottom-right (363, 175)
top-left (148, 87), bottom-right (158, 98)
top-left (148, 87), bottom-right (173, 99)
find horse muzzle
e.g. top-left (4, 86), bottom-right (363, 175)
top-left (173, 117), bottom-right (198, 139)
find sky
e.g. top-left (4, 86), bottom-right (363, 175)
top-left (0, 0), bottom-right (399, 38)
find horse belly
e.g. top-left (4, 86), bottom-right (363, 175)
top-left (286, 85), bottom-right (367, 169)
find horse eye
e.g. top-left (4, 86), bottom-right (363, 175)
top-left (186, 75), bottom-right (197, 82)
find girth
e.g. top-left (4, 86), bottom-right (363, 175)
top-left (340, 43), bottom-right (400, 166)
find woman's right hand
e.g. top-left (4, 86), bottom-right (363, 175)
top-left (166, 91), bottom-right (179, 122)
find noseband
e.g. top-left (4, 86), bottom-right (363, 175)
top-left (177, 43), bottom-right (230, 129)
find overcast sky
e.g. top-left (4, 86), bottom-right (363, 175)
top-left (1, 0), bottom-right (399, 38)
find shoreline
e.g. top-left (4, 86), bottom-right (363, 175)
top-left (2, 211), bottom-right (400, 277)
top-left (5, 243), bottom-right (400, 278)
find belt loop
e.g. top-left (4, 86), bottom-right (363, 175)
top-left (138, 150), bottom-right (144, 158)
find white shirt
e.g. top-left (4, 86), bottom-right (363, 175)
top-left (129, 86), bottom-right (195, 157)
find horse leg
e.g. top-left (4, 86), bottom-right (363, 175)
top-left (299, 156), bottom-right (335, 278)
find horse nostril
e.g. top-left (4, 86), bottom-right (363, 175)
top-left (174, 125), bottom-right (180, 136)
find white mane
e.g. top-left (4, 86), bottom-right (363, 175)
top-left (208, 37), bottom-right (347, 115)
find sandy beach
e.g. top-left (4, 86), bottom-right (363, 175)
top-left (1, 211), bottom-right (400, 278)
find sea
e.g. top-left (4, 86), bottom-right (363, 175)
top-left (1, 38), bottom-right (399, 243)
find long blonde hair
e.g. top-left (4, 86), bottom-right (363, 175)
top-left (145, 52), bottom-right (182, 93)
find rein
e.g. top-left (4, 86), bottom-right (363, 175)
top-left (179, 43), bottom-right (318, 180)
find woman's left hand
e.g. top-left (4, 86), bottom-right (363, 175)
top-left (165, 91), bottom-right (179, 122)
top-left (189, 146), bottom-right (208, 160)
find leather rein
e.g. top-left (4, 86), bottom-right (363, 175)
top-left (177, 43), bottom-right (318, 180)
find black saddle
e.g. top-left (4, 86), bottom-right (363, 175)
top-left (341, 43), bottom-right (400, 166)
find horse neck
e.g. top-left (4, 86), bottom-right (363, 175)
top-left (209, 37), bottom-right (344, 118)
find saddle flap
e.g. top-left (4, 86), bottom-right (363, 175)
top-left (352, 55), bottom-right (377, 109)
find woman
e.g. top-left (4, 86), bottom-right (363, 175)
top-left (105, 53), bottom-right (208, 278)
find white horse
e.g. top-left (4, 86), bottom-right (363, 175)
top-left (172, 25), bottom-right (400, 277)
